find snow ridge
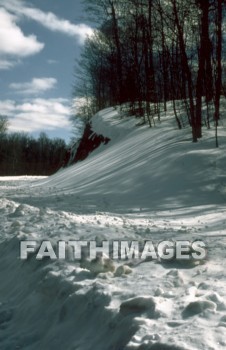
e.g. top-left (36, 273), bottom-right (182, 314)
top-left (0, 103), bottom-right (226, 349)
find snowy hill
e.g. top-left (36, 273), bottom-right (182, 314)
top-left (34, 105), bottom-right (226, 212)
top-left (0, 103), bottom-right (226, 350)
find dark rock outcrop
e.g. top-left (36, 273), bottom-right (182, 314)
top-left (69, 123), bottom-right (110, 164)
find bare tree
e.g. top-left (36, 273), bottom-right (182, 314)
top-left (214, 0), bottom-right (223, 147)
top-left (0, 115), bottom-right (9, 134)
top-left (195, 0), bottom-right (213, 139)
top-left (74, 0), bottom-right (224, 145)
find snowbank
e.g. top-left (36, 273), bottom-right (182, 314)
top-left (0, 102), bottom-right (226, 349)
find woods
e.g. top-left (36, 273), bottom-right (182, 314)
top-left (73, 0), bottom-right (225, 143)
top-left (0, 130), bottom-right (67, 176)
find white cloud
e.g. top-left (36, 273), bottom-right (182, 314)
top-left (1, 0), bottom-right (93, 43)
top-left (9, 77), bottom-right (57, 95)
top-left (0, 59), bottom-right (16, 70)
top-left (0, 8), bottom-right (44, 57)
top-left (0, 99), bottom-right (16, 113)
top-left (0, 98), bottom-right (71, 133)
top-left (0, 0), bottom-right (93, 69)
top-left (21, 7), bottom-right (93, 42)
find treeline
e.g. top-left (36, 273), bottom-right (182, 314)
top-left (73, 0), bottom-right (225, 144)
top-left (0, 131), bottom-right (67, 176)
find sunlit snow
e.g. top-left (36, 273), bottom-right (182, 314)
top-left (0, 102), bottom-right (226, 349)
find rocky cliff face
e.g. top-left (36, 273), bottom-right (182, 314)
top-left (70, 123), bottom-right (110, 164)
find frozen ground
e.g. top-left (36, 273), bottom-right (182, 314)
top-left (0, 102), bottom-right (226, 349)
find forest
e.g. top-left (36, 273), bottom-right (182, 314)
top-left (73, 0), bottom-right (225, 145)
top-left (0, 0), bottom-right (225, 176)
top-left (0, 116), bottom-right (67, 175)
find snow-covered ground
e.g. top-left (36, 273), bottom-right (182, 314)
top-left (0, 102), bottom-right (226, 350)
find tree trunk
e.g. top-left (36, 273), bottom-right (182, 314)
top-left (171, 0), bottom-right (197, 142)
top-left (214, 0), bottom-right (222, 124)
top-left (109, 0), bottom-right (123, 104)
top-left (196, 0), bottom-right (212, 139)
top-left (214, 0), bottom-right (222, 147)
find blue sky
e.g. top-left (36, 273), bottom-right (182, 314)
top-left (0, 0), bottom-right (93, 143)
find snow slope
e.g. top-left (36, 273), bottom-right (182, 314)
top-left (0, 102), bottom-right (226, 350)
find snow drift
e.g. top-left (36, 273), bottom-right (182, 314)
top-left (0, 102), bottom-right (226, 350)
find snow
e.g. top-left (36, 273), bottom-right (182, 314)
top-left (0, 101), bottom-right (226, 349)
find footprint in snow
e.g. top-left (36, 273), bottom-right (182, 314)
top-left (8, 204), bottom-right (27, 218)
top-left (119, 296), bottom-right (157, 318)
top-left (0, 305), bottom-right (14, 329)
top-left (182, 299), bottom-right (216, 319)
